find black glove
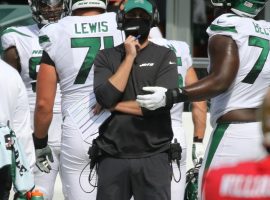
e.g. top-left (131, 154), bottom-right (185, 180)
top-left (166, 88), bottom-right (189, 107)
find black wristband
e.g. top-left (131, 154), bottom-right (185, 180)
top-left (166, 88), bottom-right (189, 106)
top-left (32, 133), bottom-right (48, 149)
top-left (193, 136), bottom-right (203, 143)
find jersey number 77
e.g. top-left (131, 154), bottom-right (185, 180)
top-left (242, 36), bottom-right (270, 84)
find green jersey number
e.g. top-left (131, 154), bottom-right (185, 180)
top-left (167, 44), bottom-right (184, 88)
top-left (72, 36), bottom-right (114, 84)
top-left (29, 56), bottom-right (41, 92)
top-left (242, 36), bottom-right (270, 84)
top-left (177, 57), bottom-right (183, 88)
top-left (178, 74), bottom-right (184, 88)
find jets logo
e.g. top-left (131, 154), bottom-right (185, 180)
top-left (139, 63), bottom-right (154, 67)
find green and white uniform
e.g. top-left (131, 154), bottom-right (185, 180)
top-left (207, 13), bottom-right (270, 126)
top-left (1, 24), bottom-right (62, 200)
top-left (39, 12), bottom-right (124, 200)
top-left (150, 38), bottom-right (192, 200)
top-left (1, 24), bottom-right (62, 115)
top-left (199, 13), bottom-right (270, 199)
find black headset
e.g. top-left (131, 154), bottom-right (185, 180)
top-left (116, 0), bottom-right (160, 30)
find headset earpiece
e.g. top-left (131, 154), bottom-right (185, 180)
top-left (147, 0), bottom-right (160, 27)
top-left (116, 9), bottom-right (124, 30)
top-left (152, 6), bottom-right (160, 27)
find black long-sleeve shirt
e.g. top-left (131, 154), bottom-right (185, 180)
top-left (94, 42), bottom-right (178, 158)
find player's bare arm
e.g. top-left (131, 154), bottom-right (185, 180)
top-left (184, 35), bottom-right (239, 101)
top-left (186, 67), bottom-right (207, 163)
top-left (34, 63), bottom-right (57, 139)
top-left (185, 67), bottom-right (207, 140)
top-left (32, 61), bottom-right (57, 173)
top-left (3, 46), bottom-right (21, 72)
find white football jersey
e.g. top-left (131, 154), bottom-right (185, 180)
top-left (150, 38), bottom-right (192, 126)
top-left (207, 13), bottom-right (270, 125)
top-left (0, 59), bottom-right (35, 168)
top-left (1, 24), bottom-right (61, 113)
top-left (39, 12), bottom-right (124, 116)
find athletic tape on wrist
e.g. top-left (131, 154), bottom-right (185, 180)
top-left (32, 133), bottom-right (48, 149)
top-left (193, 136), bottom-right (203, 143)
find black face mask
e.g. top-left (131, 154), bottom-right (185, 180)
top-left (123, 18), bottom-right (151, 44)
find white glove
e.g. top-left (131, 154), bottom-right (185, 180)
top-left (192, 142), bottom-right (205, 165)
top-left (136, 86), bottom-right (167, 110)
top-left (35, 145), bottom-right (54, 173)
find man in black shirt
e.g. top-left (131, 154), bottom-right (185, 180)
top-left (93, 0), bottom-right (178, 199)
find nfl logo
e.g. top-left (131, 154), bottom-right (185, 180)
top-left (244, 1), bottom-right (253, 8)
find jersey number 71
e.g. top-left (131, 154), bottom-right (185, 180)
top-left (71, 36), bottom-right (114, 84)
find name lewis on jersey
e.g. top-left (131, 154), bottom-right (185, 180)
top-left (75, 21), bottom-right (108, 34)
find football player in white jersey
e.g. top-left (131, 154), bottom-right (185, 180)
top-left (149, 31), bottom-right (207, 200)
top-left (0, 59), bottom-right (35, 200)
top-left (33, 0), bottom-right (124, 199)
top-left (137, 0), bottom-right (270, 198)
top-left (1, 0), bottom-right (68, 199)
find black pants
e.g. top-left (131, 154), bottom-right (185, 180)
top-left (97, 153), bottom-right (171, 200)
top-left (0, 165), bottom-right (12, 200)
